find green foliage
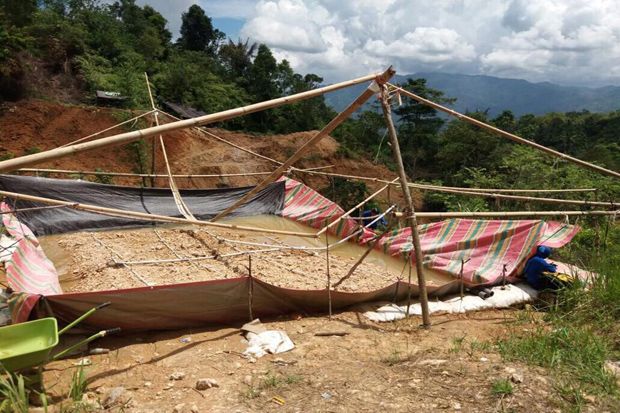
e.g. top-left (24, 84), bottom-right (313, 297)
top-left (178, 4), bottom-right (222, 54)
top-left (68, 365), bottom-right (87, 402)
top-left (24, 146), bottom-right (41, 155)
top-left (491, 379), bottom-right (514, 397)
top-left (93, 168), bottom-right (112, 185)
top-left (0, 369), bottom-right (29, 413)
top-left (497, 251), bottom-right (620, 411)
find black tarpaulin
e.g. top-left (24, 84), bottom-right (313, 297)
top-left (0, 175), bottom-right (285, 235)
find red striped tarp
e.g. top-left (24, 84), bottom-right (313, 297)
top-left (280, 178), bottom-right (579, 285)
top-left (1, 202), bottom-right (61, 296)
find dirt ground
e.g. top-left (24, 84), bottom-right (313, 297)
top-left (39, 309), bottom-right (571, 413)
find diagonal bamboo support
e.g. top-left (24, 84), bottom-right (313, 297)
top-left (380, 85), bottom-right (431, 328)
top-left (0, 72), bottom-right (387, 173)
top-left (389, 84), bottom-right (620, 180)
top-left (211, 66), bottom-right (396, 222)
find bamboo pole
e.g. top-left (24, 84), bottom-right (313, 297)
top-left (0, 72), bottom-right (387, 173)
top-left (380, 85), bottom-right (431, 328)
top-left (145, 72), bottom-right (195, 219)
top-left (15, 166), bottom-right (333, 179)
top-left (0, 189), bottom-right (319, 238)
top-left (211, 67), bottom-right (396, 222)
top-left (389, 84), bottom-right (620, 180)
top-left (315, 177), bottom-right (398, 236)
top-left (398, 210), bottom-right (620, 218)
top-left (296, 170), bottom-right (614, 207)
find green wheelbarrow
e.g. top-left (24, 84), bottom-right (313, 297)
top-left (0, 302), bottom-right (120, 373)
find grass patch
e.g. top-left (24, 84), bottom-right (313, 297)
top-left (0, 370), bottom-right (29, 413)
top-left (497, 253), bottom-right (620, 411)
top-left (491, 379), bottom-right (514, 397)
top-left (243, 371), bottom-right (302, 400)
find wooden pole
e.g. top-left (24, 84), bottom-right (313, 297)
top-left (0, 72), bottom-right (387, 173)
top-left (16, 166), bottom-right (332, 179)
top-left (144, 73), bottom-right (157, 187)
top-left (380, 85), bottom-right (431, 328)
top-left (296, 170), bottom-right (613, 207)
top-left (325, 224), bottom-right (332, 319)
top-left (248, 255), bottom-right (254, 321)
top-left (389, 84), bottom-right (620, 180)
top-left (315, 177), bottom-right (398, 236)
top-left (211, 67), bottom-right (396, 222)
top-left (0, 188), bottom-right (319, 238)
top-left (398, 210), bottom-right (620, 218)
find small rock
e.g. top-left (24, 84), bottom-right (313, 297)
top-left (479, 357), bottom-right (489, 362)
top-left (510, 372), bottom-right (524, 384)
top-left (195, 378), bottom-right (219, 390)
top-left (321, 391), bottom-right (332, 400)
top-left (453, 402), bottom-right (462, 410)
top-left (243, 375), bottom-right (253, 386)
top-left (144, 381), bottom-right (152, 388)
top-left (102, 387), bottom-right (127, 409)
top-left (163, 382), bottom-right (175, 390)
top-left (170, 371), bottom-right (186, 381)
top-left (234, 362), bottom-right (242, 369)
top-left (89, 348), bottom-right (109, 355)
top-left (173, 403), bottom-right (186, 413)
top-left (190, 405), bottom-right (199, 413)
top-left (179, 337), bottom-right (192, 343)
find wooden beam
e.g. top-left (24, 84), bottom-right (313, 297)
top-left (390, 84), bottom-right (620, 180)
top-left (0, 72), bottom-right (386, 173)
top-left (211, 66), bottom-right (396, 222)
top-left (294, 170), bottom-right (614, 207)
top-left (398, 210), bottom-right (620, 218)
top-left (380, 85), bottom-right (431, 328)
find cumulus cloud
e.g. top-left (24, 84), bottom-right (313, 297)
top-left (140, 0), bottom-right (620, 85)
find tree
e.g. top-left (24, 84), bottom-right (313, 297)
top-left (218, 38), bottom-right (257, 82)
top-left (0, 0), bottom-right (37, 27)
top-left (178, 4), bottom-right (222, 54)
top-left (394, 78), bottom-right (455, 177)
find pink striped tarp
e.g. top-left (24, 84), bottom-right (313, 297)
top-left (281, 178), bottom-right (579, 286)
top-left (1, 202), bottom-right (62, 296)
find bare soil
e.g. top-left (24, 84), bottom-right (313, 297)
top-left (41, 310), bottom-right (567, 413)
top-left (0, 99), bottom-right (418, 209)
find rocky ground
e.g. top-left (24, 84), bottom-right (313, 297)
top-left (39, 309), bottom-right (576, 413)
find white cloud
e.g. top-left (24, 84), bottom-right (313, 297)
top-left (138, 0), bottom-right (620, 85)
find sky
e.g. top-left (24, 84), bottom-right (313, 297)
top-left (136, 0), bottom-right (620, 87)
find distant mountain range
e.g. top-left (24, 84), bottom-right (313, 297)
top-left (324, 72), bottom-right (620, 117)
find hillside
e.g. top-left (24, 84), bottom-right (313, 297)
top-left (0, 99), bottom-right (415, 208)
top-left (325, 72), bottom-right (620, 116)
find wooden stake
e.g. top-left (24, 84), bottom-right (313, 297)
top-left (211, 67), bottom-right (395, 222)
top-left (248, 255), bottom-right (254, 321)
top-left (0, 72), bottom-right (388, 173)
top-left (389, 84), bottom-right (620, 180)
top-left (324, 225), bottom-right (333, 319)
top-left (380, 85), bottom-right (431, 328)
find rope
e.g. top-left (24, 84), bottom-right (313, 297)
top-left (58, 110), bottom-right (156, 148)
top-left (90, 233), bottom-right (151, 286)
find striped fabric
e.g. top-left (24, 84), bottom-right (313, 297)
top-left (280, 178), bottom-right (579, 286)
top-left (280, 177), bottom-right (362, 238)
top-left (1, 202), bottom-right (62, 295)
